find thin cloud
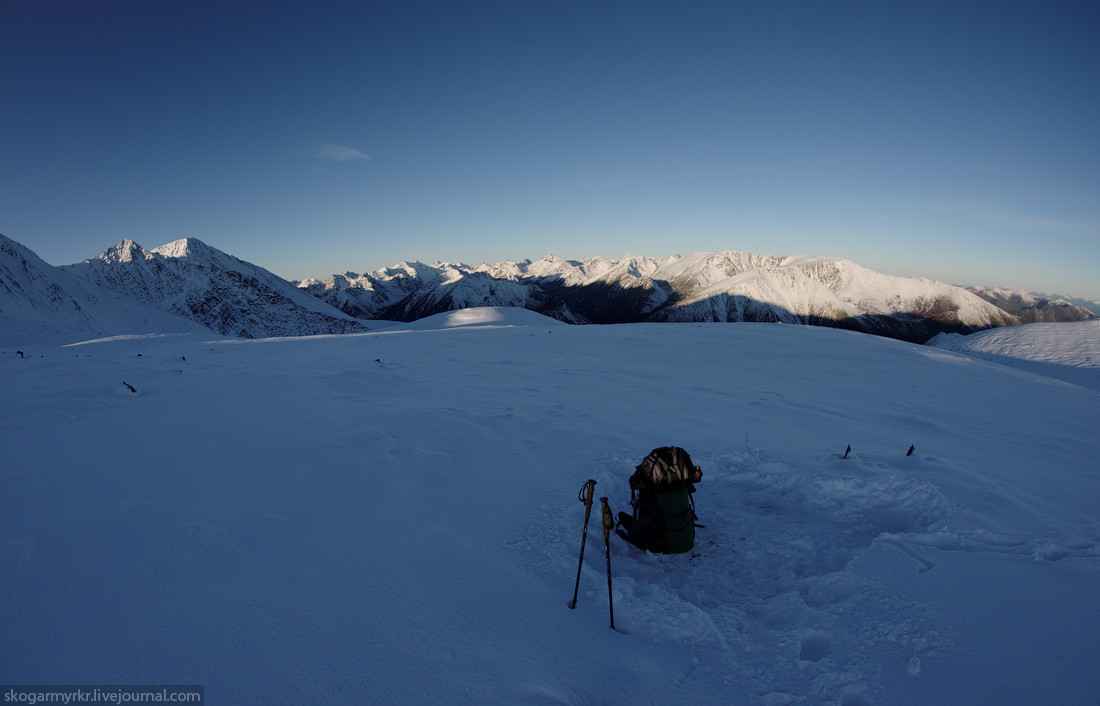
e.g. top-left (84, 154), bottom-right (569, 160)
top-left (938, 199), bottom-right (1100, 234)
top-left (855, 194), bottom-right (1100, 234)
top-left (314, 143), bottom-right (371, 162)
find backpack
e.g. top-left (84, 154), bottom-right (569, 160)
top-left (616, 447), bottom-right (702, 554)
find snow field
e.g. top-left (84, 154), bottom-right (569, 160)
top-left (928, 319), bottom-right (1100, 392)
top-left (2, 309), bottom-right (1098, 704)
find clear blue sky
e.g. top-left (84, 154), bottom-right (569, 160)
top-left (2, 1), bottom-right (1098, 298)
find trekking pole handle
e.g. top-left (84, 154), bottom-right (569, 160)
top-left (600, 497), bottom-right (612, 539)
top-left (579, 479), bottom-right (597, 506)
top-left (569, 480), bottom-right (598, 611)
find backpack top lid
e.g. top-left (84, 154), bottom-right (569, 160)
top-left (632, 446), bottom-right (702, 491)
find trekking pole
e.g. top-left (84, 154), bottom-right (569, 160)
top-left (600, 496), bottom-right (615, 630)
top-left (569, 479), bottom-right (597, 609)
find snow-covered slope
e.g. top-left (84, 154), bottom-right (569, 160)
top-left (967, 286), bottom-right (1096, 323)
top-left (65, 238), bottom-right (369, 338)
top-left (0, 232), bottom-right (208, 345)
top-left (302, 251), bottom-right (1018, 341)
top-left (928, 319), bottom-right (1100, 391)
top-left (3, 309), bottom-right (1097, 705)
top-left (389, 305), bottom-right (571, 331)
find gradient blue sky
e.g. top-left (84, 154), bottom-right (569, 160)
top-left (3, 1), bottom-right (1098, 297)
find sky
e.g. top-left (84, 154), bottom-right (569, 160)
top-left (2, 0), bottom-right (1098, 298)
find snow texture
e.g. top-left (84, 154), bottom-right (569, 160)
top-left (928, 319), bottom-right (1100, 392)
top-left (3, 307), bottom-right (1098, 705)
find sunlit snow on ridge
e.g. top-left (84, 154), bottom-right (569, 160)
top-left (389, 306), bottom-right (570, 331)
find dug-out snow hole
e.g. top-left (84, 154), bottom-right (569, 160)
top-left (798, 631), bottom-right (832, 663)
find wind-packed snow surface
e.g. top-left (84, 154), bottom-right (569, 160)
top-left (2, 308), bottom-right (1098, 705)
top-left (928, 319), bottom-right (1100, 392)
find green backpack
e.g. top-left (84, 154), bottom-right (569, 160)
top-left (616, 447), bottom-right (702, 554)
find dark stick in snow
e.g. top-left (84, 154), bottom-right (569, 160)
top-left (569, 479), bottom-right (597, 610)
top-left (600, 497), bottom-right (615, 630)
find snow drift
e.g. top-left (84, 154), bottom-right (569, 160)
top-left (928, 319), bottom-right (1100, 392)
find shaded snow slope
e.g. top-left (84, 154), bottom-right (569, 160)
top-left (2, 312), bottom-right (1098, 705)
top-left (63, 238), bottom-right (369, 338)
top-left (928, 319), bottom-right (1100, 392)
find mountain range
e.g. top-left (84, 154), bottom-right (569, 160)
top-left (297, 251), bottom-right (1093, 342)
top-left (0, 232), bottom-right (1093, 343)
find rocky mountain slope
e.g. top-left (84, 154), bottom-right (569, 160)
top-left (0, 232), bottom-right (206, 344)
top-left (298, 252), bottom-right (1023, 342)
top-left (64, 238), bottom-right (369, 338)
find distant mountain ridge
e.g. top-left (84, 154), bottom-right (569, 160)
top-left (965, 286), bottom-right (1096, 323)
top-left (61, 238), bottom-right (369, 339)
top-left (1047, 294), bottom-right (1100, 316)
top-left (297, 251), bottom-right (1049, 342)
top-left (3, 231), bottom-right (1093, 343)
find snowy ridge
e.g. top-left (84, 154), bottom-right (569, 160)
top-left (0, 232), bottom-right (207, 345)
top-left (3, 309), bottom-right (1097, 704)
top-left (64, 238), bottom-right (369, 338)
top-left (4, 231), bottom-right (1090, 345)
top-left (302, 250), bottom-right (1021, 341)
top-left (385, 305), bottom-right (570, 331)
top-left (1030, 291), bottom-right (1100, 316)
top-left (966, 285), bottom-right (1097, 323)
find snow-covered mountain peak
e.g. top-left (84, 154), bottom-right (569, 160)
top-left (58, 236), bottom-right (368, 338)
top-left (95, 239), bottom-right (152, 264)
top-left (602, 253), bottom-right (660, 281)
top-left (778, 254), bottom-right (848, 269)
top-left (384, 261), bottom-right (442, 282)
top-left (521, 254), bottom-right (583, 280)
top-left (0, 233), bottom-right (207, 344)
top-left (150, 237), bottom-right (252, 275)
top-left (153, 237), bottom-right (212, 260)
